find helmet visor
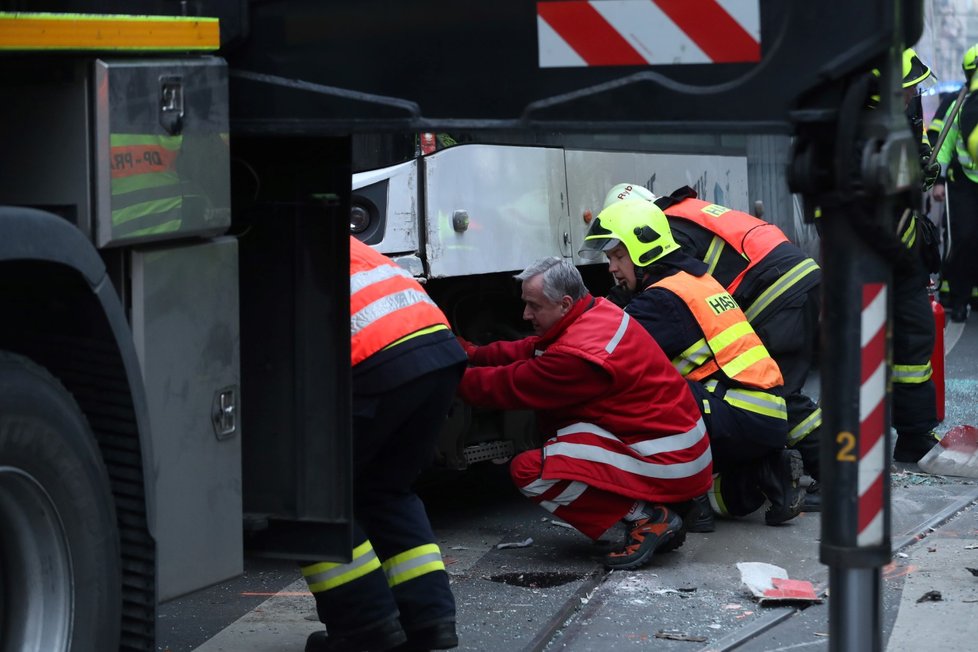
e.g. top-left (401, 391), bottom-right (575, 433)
top-left (579, 217), bottom-right (621, 260)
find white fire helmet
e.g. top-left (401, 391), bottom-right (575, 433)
top-left (602, 183), bottom-right (657, 210)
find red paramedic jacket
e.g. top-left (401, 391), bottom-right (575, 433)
top-left (459, 295), bottom-right (712, 504)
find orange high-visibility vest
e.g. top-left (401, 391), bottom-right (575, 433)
top-left (350, 237), bottom-right (449, 366)
top-left (663, 198), bottom-right (789, 295)
top-left (652, 271), bottom-right (783, 390)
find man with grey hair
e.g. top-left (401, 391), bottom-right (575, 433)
top-left (457, 257), bottom-right (713, 570)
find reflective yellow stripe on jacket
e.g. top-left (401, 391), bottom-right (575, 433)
top-left (743, 258), bottom-right (820, 323)
top-left (653, 270), bottom-right (783, 395)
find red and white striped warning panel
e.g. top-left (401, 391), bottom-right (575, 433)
top-left (537, 0), bottom-right (760, 68)
top-left (857, 283), bottom-right (887, 548)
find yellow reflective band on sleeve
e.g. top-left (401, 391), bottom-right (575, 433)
top-left (381, 544), bottom-right (446, 588)
top-left (301, 541), bottom-right (382, 594)
top-left (743, 258), bottom-right (820, 323)
top-left (788, 407), bottom-right (822, 445)
top-left (0, 12), bottom-right (220, 51)
top-left (701, 399), bottom-right (712, 414)
top-left (892, 362), bottom-right (933, 384)
top-left (900, 217), bottom-right (917, 249)
top-left (702, 236), bottom-right (726, 276)
top-left (672, 338), bottom-right (711, 377)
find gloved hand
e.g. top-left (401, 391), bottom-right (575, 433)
top-left (919, 142), bottom-right (940, 191)
top-left (922, 160), bottom-right (941, 191)
top-left (606, 283), bottom-right (634, 308)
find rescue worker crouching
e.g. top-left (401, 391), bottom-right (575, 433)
top-left (457, 257), bottom-right (713, 570)
top-left (301, 236), bottom-right (467, 652)
top-left (602, 182), bottom-right (824, 511)
top-left (580, 199), bottom-right (806, 527)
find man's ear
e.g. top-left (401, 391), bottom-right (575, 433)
top-left (560, 295), bottom-right (574, 313)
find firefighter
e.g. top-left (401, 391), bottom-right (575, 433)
top-left (580, 199), bottom-right (806, 526)
top-left (457, 257), bottom-right (713, 570)
top-left (302, 236), bottom-right (467, 652)
top-left (935, 44), bottom-right (978, 323)
top-left (602, 182), bottom-right (824, 510)
top-left (846, 48), bottom-right (942, 464)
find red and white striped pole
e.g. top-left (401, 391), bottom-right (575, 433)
top-left (819, 216), bottom-right (892, 652)
top-left (857, 284), bottom-right (886, 549)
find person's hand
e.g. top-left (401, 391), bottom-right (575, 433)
top-left (931, 179), bottom-right (946, 203)
top-left (456, 334), bottom-right (477, 357)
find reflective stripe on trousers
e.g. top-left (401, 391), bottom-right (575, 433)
top-left (702, 379), bottom-right (787, 420)
top-left (301, 540), bottom-right (381, 594)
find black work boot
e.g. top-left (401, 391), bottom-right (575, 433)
top-left (393, 621), bottom-right (459, 651)
top-left (893, 431), bottom-right (941, 463)
top-left (306, 616), bottom-right (407, 652)
top-left (681, 494), bottom-right (716, 533)
top-left (755, 449), bottom-right (805, 525)
top-left (801, 481), bottom-right (821, 512)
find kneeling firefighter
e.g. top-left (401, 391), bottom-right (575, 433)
top-left (580, 198), bottom-right (806, 526)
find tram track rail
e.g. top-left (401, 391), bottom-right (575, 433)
top-left (521, 487), bottom-right (978, 652)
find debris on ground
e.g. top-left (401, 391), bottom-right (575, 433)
top-left (918, 425), bottom-right (978, 479)
top-left (654, 630), bottom-right (707, 642)
top-left (966, 567), bottom-right (978, 577)
top-left (496, 537), bottom-right (533, 549)
top-left (737, 562), bottom-right (820, 604)
top-left (916, 590), bottom-right (943, 603)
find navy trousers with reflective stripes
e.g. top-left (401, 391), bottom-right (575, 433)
top-left (309, 362), bottom-right (463, 635)
top-left (751, 284), bottom-right (822, 478)
top-left (688, 380), bottom-right (786, 473)
top-left (892, 265), bottom-right (938, 439)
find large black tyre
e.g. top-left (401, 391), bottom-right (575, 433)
top-left (0, 351), bottom-right (121, 651)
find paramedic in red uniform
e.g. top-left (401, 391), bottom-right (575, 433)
top-left (303, 237), bottom-right (466, 652)
top-left (457, 257), bottom-right (713, 570)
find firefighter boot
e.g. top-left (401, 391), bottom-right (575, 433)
top-left (305, 615), bottom-right (407, 652)
top-left (791, 430), bottom-right (821, 512)
top-left (893, 431), bottom-right (941, 463)
top-left (392, 621), bottom-right (459, 651)
top-left (802, 481), bottom-right (821, 512)
top-left (603, 506), bottom-right (686, 570)
top-left (671, 494), bottom-right (715, 533)
top-left (756, 449), bottom-right (805, 525)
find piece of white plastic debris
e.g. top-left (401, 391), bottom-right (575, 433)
top-left (548, 519), bottom-right (575, 529)
top-left (737, 562), bottom-right (820, 604)
top-left (495, 537), bottom-right (533, 549)
top-left (896, 552), bottom-right (909, 558)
